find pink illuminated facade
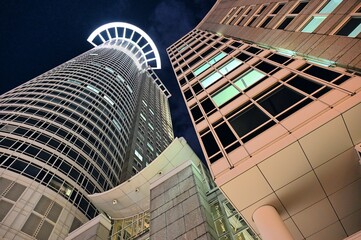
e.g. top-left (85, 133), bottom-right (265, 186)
top-left (167, 0), bottom-right (361, 239)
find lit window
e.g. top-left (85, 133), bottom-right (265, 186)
top-left (134, 150), bottom-right (143, 161)
top-left (178, 44), bottom-right (188, 52)
top-left (149, 109), bottom-right (154, 115)
top-left (140, 113), bottom-right (146, 121)
top-left (112, 119), bottom-right (122, 131)
top-left (201, 58), bottom-right (243, 88)
top-left (126, 85), bottom-right (133, 93)
top-left (301, 0), bottom-right (342, 33)
top-left (212, 85), bottom-right (239, 107)
top-left (336, 17), bottom-right (361, 37)
top-left (148, 123), bottom-right (154, 130)
top-left (318, 0), bottom-right (342, 14)
top-left (234, 69), bottom-right (265, 90)
top-left (87, 85), bottom-right (100, 94)
top-left (194, 52), bottom-right (227, 76)
top-left (301, 16), bottom-right (326, 32)
top-left (104, 95), bottom-right (114, 105)
top-left (68, 79), bottom-right (81, 84)
top-left (142, 100), bottom-right (147, 106)
top-left (147, 143), bottom-right (154, 151)
top-left (105, 66), bottom-right (115, 74)
top-left (116, 74), bottom-right (125, 83)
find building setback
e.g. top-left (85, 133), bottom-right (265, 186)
top-left (167, 0), bottom-right (361, 239)
top-left (0, 22), bottom-right (173, 239)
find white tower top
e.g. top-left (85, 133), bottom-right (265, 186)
top-left (88, 22), bottom-right (161, 70)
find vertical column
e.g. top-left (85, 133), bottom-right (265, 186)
top-left (253, 205), bottom-right (294, 240)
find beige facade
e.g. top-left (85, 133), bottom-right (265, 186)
top-left (167, 0), bottom-right (361, 239)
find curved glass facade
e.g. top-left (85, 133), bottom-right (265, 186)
top-left (0, 38), bottom-right (173, 238)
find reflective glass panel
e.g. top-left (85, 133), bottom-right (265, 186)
top-left (302, 16), bottom-right (326, 32)
top-left (212, 85), bottom-right (239, 106)
top-left (318, 0), bottom-right (342, 14)
top-left (336, 17), bottom-right (361, 37)
top-left (234, 69), bottom-right (265, 90)
top-left (194, 52), bottom-right (227, 76)
top-left (201, 59), bottom-right (242, 88)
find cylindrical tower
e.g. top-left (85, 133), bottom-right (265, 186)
top-left (0, 22), bottom-right (173, 239)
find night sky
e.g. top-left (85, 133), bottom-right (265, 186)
top-left (0, 0), bottom-right (216, 159)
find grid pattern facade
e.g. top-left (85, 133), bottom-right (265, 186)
top-left (167, 0), bottom-right (361, 239)
top-left (168, 28), bottom-right (356, 165)
top-left (0, 43), bottom-right (173, 239)
top-left (200, 0), bottom-right (361, 70)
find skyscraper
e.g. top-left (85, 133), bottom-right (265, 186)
top-left (168, 0), bottom-right (361, 239)
top-left (0, 22), bottom-right (173, 240)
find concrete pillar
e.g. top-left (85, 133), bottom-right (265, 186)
top-left (253, 205), bottom-right (293, 240)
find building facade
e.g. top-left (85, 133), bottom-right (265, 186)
top-left (168, 0), bottom-right (361, 239)
top-left (69, 137), bottom-right (259, 240)
top-left (0, 22), bottom-right (173, 239)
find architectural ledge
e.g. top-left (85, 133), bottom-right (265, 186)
top-left (88, 137), bottom-right (201, 219)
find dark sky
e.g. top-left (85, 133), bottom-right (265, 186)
top-left (0, 0), bottom-right (215, 159)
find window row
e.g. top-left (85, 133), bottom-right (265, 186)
top-left (220, 0), bottom-right (360, 38)
top-left (0, 155), bottom-right (98, 219)
top-left (0, 140), bottom-right (105, 193)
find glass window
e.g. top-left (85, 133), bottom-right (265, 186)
top-left (256, 62), bottom-right (277, 73)
top-left (272, 3), bottom-right (285, 14)
top-left (287, 75), bottom-right (323, 94)
top-left (201, 59), bottom-right (243, 88)
top-left (68, 79), bottom-right (81, 85)
top-left (301, 16), bottom-right (326, 32)
top-left (214, 123), bottom-right (237, 147)
top-left (201, 98), bottom-right (216, 114)
top-left (277, 17), bottom-right (295, 29)
top-left (336, 17), bottom-right (361, 37)
top-left (212, 85), bottom-right (240, 107)
top-left (258, 85), bottom-right (304, 116)
top-left (268, 53), bottom-right (290, 64)
top-left (126, 85), bottom-right (133, 93)
top-left (140, 113), bottom-right (146, 121)
top-left (112, 119), bottom-right (122, 131)
top-left (105, 66), bottom-right (115, 74)
top-left (214, 218), bottom-right (227, 236)
top-left (194, 52), bottom-right (227, 76)
top-left (147, 143), bottom-right (154, 151)
top-left (318, 0), bottom-right (342, 14)
top-left (292, 1), bottom-right (309, 14)
top-left (260, 16), bottom-right (273, 28)
top-left (134, 150), bottom-right (143, 161)
top-left (116, 75), bottom-right (125, 83)
top-left (201, 71), bottom-right (223, 88)
top-left (86, 85), bottom-right (100, 94)
top-left (234, 69), bottom-right (265, 90)
top-left (190, 105), bottom-right (203, 121)
top-left (304, 65), bottom-right (341, 81)
top-left (229, 105), bottom-right (270, 138)
top-left (104, 95), bottom-right (114, 106)
top-left (192, 83), bottom-right (203, 94)
top-left (210, 202), bottom-right (223, 219)
top-left (201, 132), bottom-right (220, 157)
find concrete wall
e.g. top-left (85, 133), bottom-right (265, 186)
top-left (149, 163), bottom-right (216, 240)
top-left (65, 214), bottom-right (111, 240)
